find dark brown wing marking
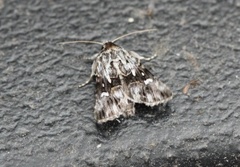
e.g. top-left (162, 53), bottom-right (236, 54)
top-left (94, 77), bottom-right (135, 124)
top-left (126, 66), bottom-right (173, 106)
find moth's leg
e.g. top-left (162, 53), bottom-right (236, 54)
top-left (141, 54), bottom-right (158, 61)
top-left (129, 51), bottom-right (158, 61)
top-left (79, 60), bottom-right (97, 88)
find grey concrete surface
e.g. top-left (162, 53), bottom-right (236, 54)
top-left (0, 0), bottom-right (240, 166)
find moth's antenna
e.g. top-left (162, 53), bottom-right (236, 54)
top-left (59, 40), bottom-right (103, 46)
top-left (112, 29), bottom-right (157, 43)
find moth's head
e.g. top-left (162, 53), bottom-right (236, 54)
top-left (101, 41), bottom-right (119, 51)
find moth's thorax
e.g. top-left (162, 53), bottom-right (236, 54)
top-left (96, 42), bottom-right (140, 83)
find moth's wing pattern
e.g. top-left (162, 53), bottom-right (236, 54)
top-left (94, 77), bottom-right (135, 124)
top-left (125, 52), bottom-right (173, 106)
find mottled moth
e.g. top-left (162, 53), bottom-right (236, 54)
top-left (61, 29), bottom-right (173, 124)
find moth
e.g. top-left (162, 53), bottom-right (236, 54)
top-left (60, 29), bottom-right (173, 124)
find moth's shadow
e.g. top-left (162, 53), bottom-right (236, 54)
top-left (134, 103), bottom-right (173, 123)
top-left (96, 103), bottom-right (173, 138)
top-left (96, 117), bottom-right (127, 138)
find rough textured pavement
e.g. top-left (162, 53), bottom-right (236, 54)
top-left (0, 0), bottom-right (240, 166)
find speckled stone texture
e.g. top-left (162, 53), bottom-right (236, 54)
top-left (0, 0), bottom-right (240, 166)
